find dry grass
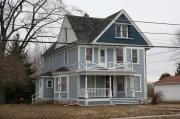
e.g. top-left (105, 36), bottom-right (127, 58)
top-left (0, 104), bottom-right (180, 119)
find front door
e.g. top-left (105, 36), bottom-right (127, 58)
top-left (116, 76), bottom-right (125, 97)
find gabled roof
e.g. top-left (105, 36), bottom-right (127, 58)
top-left (66, 13), bottom-right (118, 43)
top-left (43, 10), bottom-right (152, 55)
top-left (154, 76), bottom-right (180, 84)
top-left (41, 72), bottom-right (52, 76)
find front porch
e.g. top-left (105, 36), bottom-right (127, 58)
top-left (78, 75), bottom-right (142, 105)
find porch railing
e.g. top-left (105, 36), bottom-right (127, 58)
top-left (79, 88), bottom-right (110, 98)
top-left (78, 61), bottom-right (133, 71)
top-left (54, 92), bottom-right (68, 99)
top-left (31, 93), bottom-right (39, 104)
top-left (78, 88), bottom-right (136, 99)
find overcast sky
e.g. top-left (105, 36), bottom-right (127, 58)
top-left (64, 0), bottom-right (180, 82)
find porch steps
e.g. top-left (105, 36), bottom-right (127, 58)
top-left (111, 98), bottom-right (141, 105)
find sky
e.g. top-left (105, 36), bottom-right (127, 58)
top-left (64, 0), bottom-right (180, 82)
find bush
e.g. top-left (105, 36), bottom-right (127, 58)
top-left (151, 92), bottom-right (163, 105)
top-left (147, 83), bottom-right (163, 105)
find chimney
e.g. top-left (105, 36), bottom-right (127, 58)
top-left (84, 13), bottom-right (89, 18)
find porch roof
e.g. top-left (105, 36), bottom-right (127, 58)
top-left (53, 70), bottom-right (136, 76)
top-left (76, 70), bottom-right (136, 75)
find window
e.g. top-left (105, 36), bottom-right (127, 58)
top-left (87, 76), bottom-right (95, 88)
top-left (64, 51), bottom-right (68, 65)
top-left (132, 49), bottom-right (138, 63)
top-left (47, 80), bottom-right (53, 88)
top-left (115, 25), bottom-right (128, 38)
top-left (55, 77), bottom-right (59, 92)
top-left (116, 48), bottom-right (123, 63)
top-left (134, 76), bottom-right (141, 91)
top-left (61, 77), bottom-right (67, 92)
top-left (100, 49), bottom-right (105, 63)
top-left (86, 48), bottom-right (93, 62)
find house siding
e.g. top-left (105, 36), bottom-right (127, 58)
top-left (96, 14), bottom-right (148, 45)
top-left (126, 48), bottom-right (145, 98)
top-left (43, 77), bottom-right (54, 99)
top-left (43, 51), bottom-right (65, 73)
top-left (67, 47), bottom-right (78, 71)
top-left (69, 75), bottom-right (78, 99)
top-left (43, 46), bottom-right (78, 73)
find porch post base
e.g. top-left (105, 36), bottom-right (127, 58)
top-left (84, 90), bottom-right (88, 99)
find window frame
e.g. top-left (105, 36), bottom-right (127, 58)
top-left (116, 48), bottom-right (124, 63)
top-left (99, 48), bottom-right (107, 64)
top-left (133, 75), bottom-right (141, 92)
top-left (131, 49), bottom-right (139, 64)
top-left (47, 79), bottom-right (53, 88)
top-left (85, 47), bottom-right (94, 62)
top-left (115, 24), bottom-right (129, 38)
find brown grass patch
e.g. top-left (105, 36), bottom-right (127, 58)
top-left (0, 104), bottom-right (180, 119)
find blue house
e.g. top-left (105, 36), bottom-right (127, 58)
top-left (33, 9), bottom-right (152, 106)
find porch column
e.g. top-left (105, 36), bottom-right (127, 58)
top-left (84, 75), bottom-right (88, 98)
top-left (109, 76), bottom-right (112, 98)
top-left (131, 76), bottom-right (135, 98)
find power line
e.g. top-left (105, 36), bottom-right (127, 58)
top-left (4, 23), bottom-right (180, 36)
top-left (20, 10), bottom-right (180, 26)
top-left (147, 49), bottom-right (179, 56)
top-left (2, 39), bottom-right (180, 49)
top-left (148, 59), bottom-right (173, 63)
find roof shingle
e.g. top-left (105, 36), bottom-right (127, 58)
top-left (154, 75), bottom-right (180, 84)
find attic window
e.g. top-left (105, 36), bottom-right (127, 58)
top-left (115, 25), bottom-right (128, 38)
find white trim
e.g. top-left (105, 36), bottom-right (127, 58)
top-left (133, 74), bottom-right (142, 92)
top-left (54, 75), bottom-right (69, 99)
top-left (90, 42), bottom-right (145, 49)
top-left (114, 37), bottom-right (134, 40)
top-left (54, 77), bottom-right (55, 99)
top-left (92, 9), bottom-right (152, 46)
top-left (78, 45), bottom-right (80, 69)
top-left (143, 50), bottom-right (147, 99)
top-left (131, 48), bottom-right (139, 64)
top-left (77, 75), bottom-right (80, 97)
top-left (46, 79), bottom-right (53, 88)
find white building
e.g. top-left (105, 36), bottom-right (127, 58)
top-left (154, 76), bottom-right (180, 102)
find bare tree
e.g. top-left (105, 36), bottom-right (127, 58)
top-left (0, 0), bottom-right (76, 103)
top-left (0, 0), bottom-right (71, 58)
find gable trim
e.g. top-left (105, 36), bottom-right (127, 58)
top-left (92, 9), bottom-right (152, 46)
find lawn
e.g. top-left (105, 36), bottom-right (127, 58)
top-left (0, 104), bottom-right (180, 119)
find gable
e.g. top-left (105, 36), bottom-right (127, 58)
top-left (94, 10), bottom-right (152, 46)
top-left (56, 17), bottom-right (78, 49)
